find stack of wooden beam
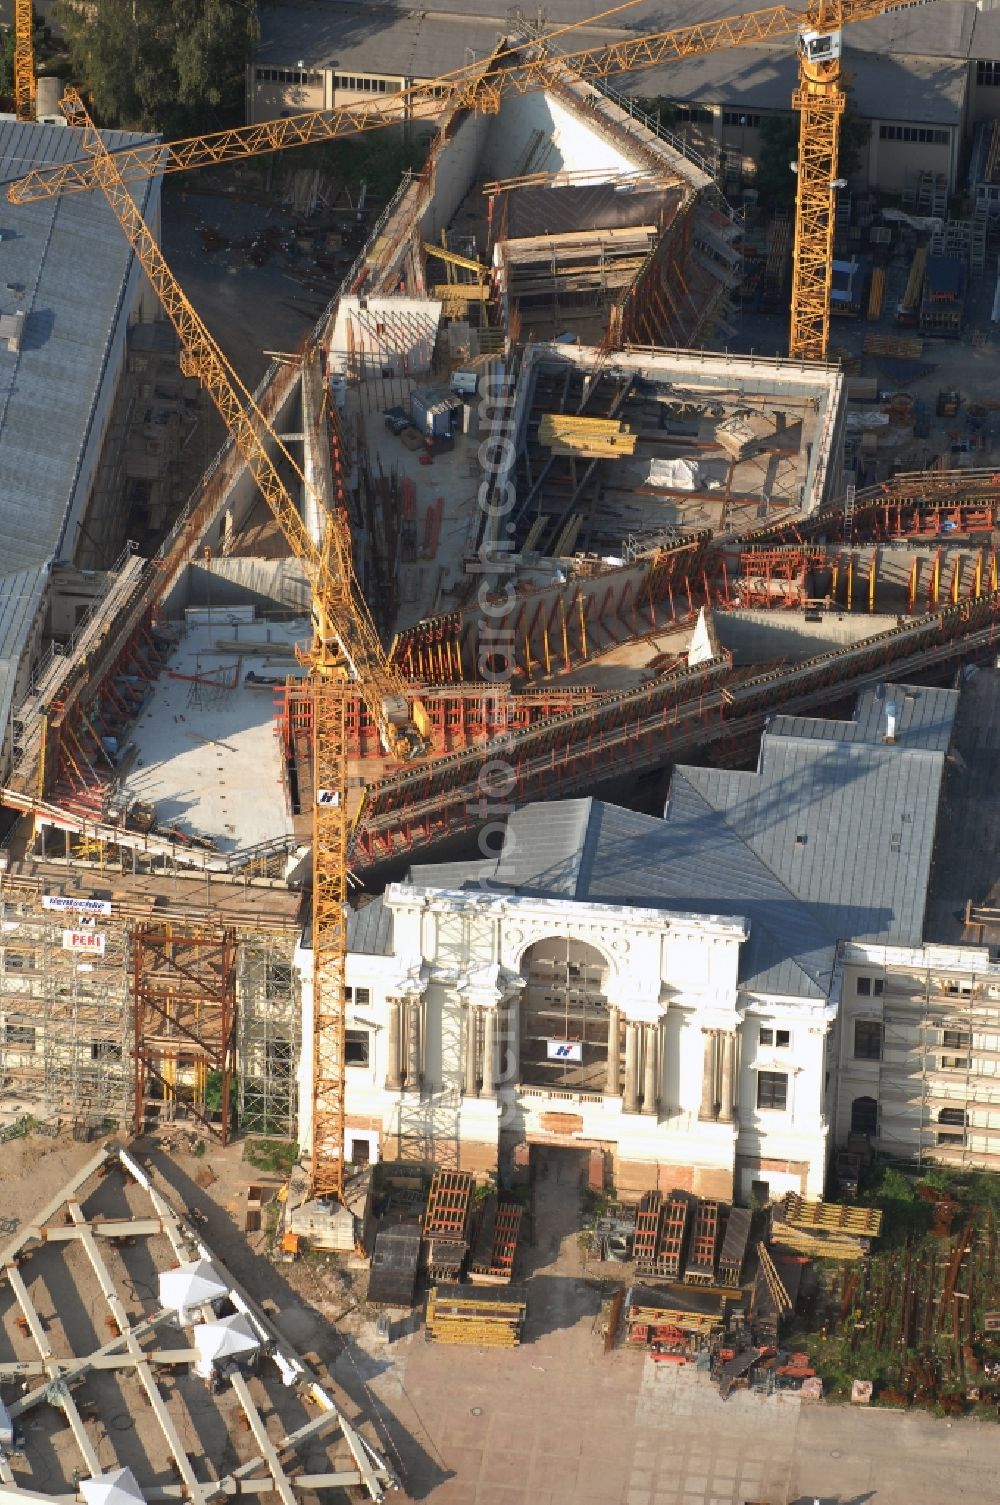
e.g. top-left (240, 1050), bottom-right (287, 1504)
top-left (538, 414), bottom-right (637, 459)
top-left (426, 1283), bottom-right (528, 1347)
top-left (770, 1195), bottom-right (882, 1259)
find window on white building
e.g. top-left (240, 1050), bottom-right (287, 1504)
top-left (345, 1029), bottom-right (370, 1066)
top-left (346, 987), bottom-right (371, 1007)
top-left (977, 60), bottom-right (1000, 86)
top-left (878, 125), bottom-right (950, 145)
top-left (723, 111), bottom-right (762, 127)
top-left (940, 1028), bottom-right (971, 1070)
top-left (856, 976), bottom-right (884, 997)
top-left (757, 1070), bottom-right (787, 1110)
top-left (937, 1106), bottom-right (966, 1145)
top-left (759, 1027), bottom-right (790, 1047)
top-left (854, 1019), bottom-right (883, 1060)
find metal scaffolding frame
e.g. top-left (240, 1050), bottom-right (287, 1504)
top-left (0, 883), bottom-right (131, 1131)
top-left (238, 936), bottom-right (302, 1140)
top-left (132, 923), bottom-right (237, 1143)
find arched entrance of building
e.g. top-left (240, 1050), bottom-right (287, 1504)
top-left (519, 936), bottom-right (612, 1091)
top-left (850, 1095), bottom-right (878, 1137)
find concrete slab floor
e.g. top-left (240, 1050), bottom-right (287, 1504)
top-left (120, 616), bottom-right (304, 852)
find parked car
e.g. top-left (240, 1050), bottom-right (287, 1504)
top-left (383, 406), bottom-right (411, 435)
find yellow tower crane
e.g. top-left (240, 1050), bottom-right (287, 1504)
top-left (9, 0), bottom-right (929, 360)
top-left (58, 87), bottom-right (425, 1204)
top-left (14, 0), bottom-right (35, 122)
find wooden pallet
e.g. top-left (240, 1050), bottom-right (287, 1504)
top-left (683, 1198), bottom-right (720, 1285)
top-left (718, 1205), bottom-right (752, 1288)
top-left (633, 1191), bottom-right (664, 1264)
top-left (658, 1195), bottom-right (691, 1279)
top-left (423, 1170), bottom-right (474, 1238)
top-left (469, 1198), bottom-right (522, 1284)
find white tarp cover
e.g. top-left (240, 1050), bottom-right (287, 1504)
top-left (158, 1259), bottom-right (228, 1318)
top-left (193, 1312), bottom-right (260, 1370)
top-left (645, 457), bottom-right (707, 491)
top-left (81, 1468), bottom-right (146, 1505)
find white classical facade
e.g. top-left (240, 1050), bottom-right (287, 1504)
top-left (299, 884), bottom-right (832, 1201)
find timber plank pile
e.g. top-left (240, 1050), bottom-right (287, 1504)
top-left (863, 331), bottom-right (924, 359)
top-left (770, 1194), bottom-right (882, 1259)
top-left (426, 1282), bottom-right (528, 1347)
top-left (538, 413), bottom-right (637, 458)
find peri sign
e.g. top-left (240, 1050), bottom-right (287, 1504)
top-left (62, 930), bottom-right (107, 956)
top-left (546, 1039), bottom-right (583, 1062)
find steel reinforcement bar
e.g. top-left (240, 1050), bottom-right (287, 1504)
top-left (354, 588), bottom-right (1000, 864)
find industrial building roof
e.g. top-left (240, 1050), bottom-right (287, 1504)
top-left (255, 0), bottom-right (997, 122)
top-left (0, 120), bottom-right (157, 740)
top-left (619, 45), bottom-right (968, 127)
top-left (403, 681), bottom-right (958, 1001)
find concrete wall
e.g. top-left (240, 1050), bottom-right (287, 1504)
top-left (177, 559), bottom-right (311, 618)
top-left (714, 610), bottom-right (901, 666)
top-left (419, 109), bottom-right (490, 245)
top-left (481, 89), bottom-right (639, 182)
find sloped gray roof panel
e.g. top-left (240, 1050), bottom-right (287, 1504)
top-left (347, 895), bottom-right (393, 954)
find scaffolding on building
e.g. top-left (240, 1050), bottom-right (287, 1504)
top-left (238, 937), bottom-right (302, 1140)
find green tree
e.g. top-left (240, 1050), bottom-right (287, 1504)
top-left (755, 112), bottom-right (798, 210)
top-left (55, 0), bottom-right (258, 135)
top-left (0, 26), bottom-right (14, 99)
top-left (839, 98), bottom-right (871, 181)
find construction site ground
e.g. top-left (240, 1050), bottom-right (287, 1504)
top-left (729, 263), bottom-right (1000, 484)
top-left (9, 1135), bottom-right (995, 1505)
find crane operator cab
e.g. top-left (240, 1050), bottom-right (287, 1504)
top-left (799, 28), bottom-right (842, 64)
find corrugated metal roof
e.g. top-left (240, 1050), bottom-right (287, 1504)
top-left (0, 120), bottom-right (158, 574)
top-left (347, 894), bottom-right (393, 954)
top-left (409, 797), bottom-right (594, 896)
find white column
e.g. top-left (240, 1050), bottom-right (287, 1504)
top-left (405, 1000), bottom-right (422, 1090)
top-left (699, 1029), bottom-right (718, 1121)
top-left (718, 1031), bottom-right (735, 1124)
top-left (623, 1022), bottom-right (640, 1114)
top-left (642, 1022), bottom-right (659, 1116)
top-left (481, 1009), bottom-right (496, 1097)
top-left (606, 1006), bottom-right (621, 1097)
top-left (464, 1009), bottom-right (479, 1098)
top-left (385, 999), bottom-right (404, 1092)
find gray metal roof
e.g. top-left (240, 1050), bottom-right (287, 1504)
top-left (768, 683), bottom-right (957, 752)
top-left (0, 120), bottom-right (158, 574)
top-left (402, 680), bottom-right (956, 999)
top-left (347, 894), bottom-right (393, 954)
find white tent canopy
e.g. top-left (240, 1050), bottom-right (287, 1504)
top-left (81, 1468), bottom-right (146, 1505)
top-left (193, 1313), bottom-right (260, 1376)
top-left (158, 1259), bottom-right (228, 1319)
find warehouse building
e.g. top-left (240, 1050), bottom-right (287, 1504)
top-left (246, 0), bottom-right (1000, 197)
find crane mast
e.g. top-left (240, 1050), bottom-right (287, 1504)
top-left (62, 87), bottom-right (419, 1203)
top-left (14, 0), bottom-right (35, 122)
top-left (789, 11), bottom-right (846, 361)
